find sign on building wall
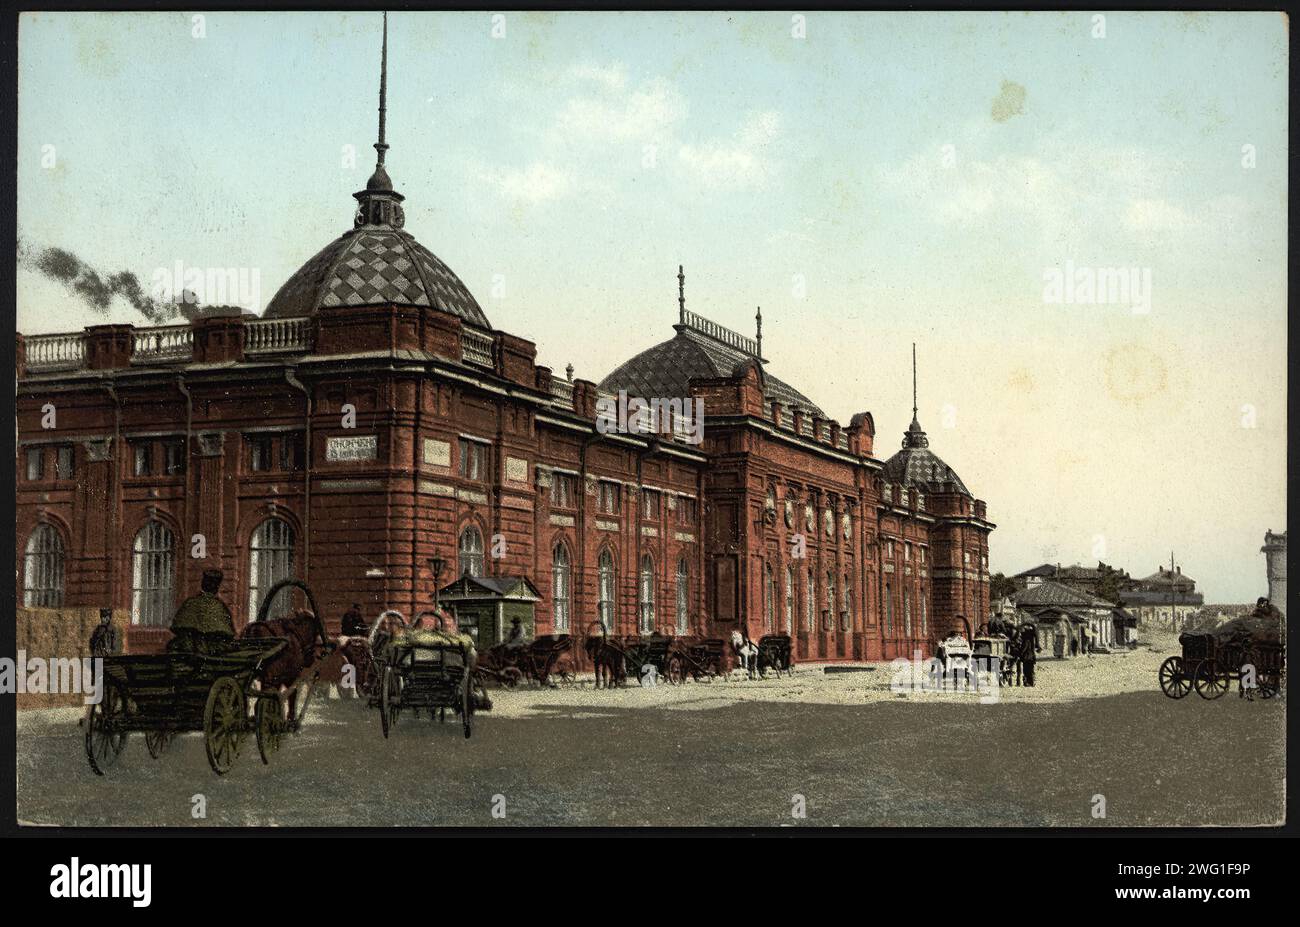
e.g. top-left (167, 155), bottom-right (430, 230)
top-left (423, 438), bottom-right (451, 467)
top-left (505, 456), bottom-right (528, 483)
top-left (326, 435), bottom-right (378, 462)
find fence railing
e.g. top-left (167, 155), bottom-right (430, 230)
top-left (131, 326), bottom-right (193, 364)
top-left (24, 333), bottom-right (87, 372)
top-left (680, 309), bottom-right (760, 357)
top-left (245, 316), bottom-right (312, 354)
top-left (461, 329), bottom-right (494, 368)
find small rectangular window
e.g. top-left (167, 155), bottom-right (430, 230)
top-left (642, 489), bottom-right (660, 520)
top-left (25, 448), bottom-right (44, 481)
top-left (55, 445), bottom-right (74, 480)
top-left (132, 443), bottom-right (152, 477)
top-left (677, 496), bottom-right (696, 525)
top-left (458, 439), bottom-right (487, 480)
top-left (163, 440), bottom-right (186, 475)
top-left (550, 473), bottom-right (573, 509)
top-left (280, 433), bottom-right (304, 471)
top-left (905, 542), bottom-right (912, 561)
top-left (249, 436), bottom-right (272, 472)
top-left (599, 481), bottom-right (621, 515)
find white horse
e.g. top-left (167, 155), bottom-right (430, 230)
top-left (730, 630), bottom-right (759, 679)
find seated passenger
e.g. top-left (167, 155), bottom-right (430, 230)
top-left (168, 568), bottom-right (236, 655)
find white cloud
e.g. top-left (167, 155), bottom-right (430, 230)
top-left (474, 162), bottom-right (573, 203)
top-left (555, 75), bottom-right (686, 142)
top-left (565, 62), bottom-right (628, 92)
top-left (677, 110), bottom-right (782, 189)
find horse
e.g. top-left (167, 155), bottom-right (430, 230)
top-left (730, 630), bottom-right (758, 679)
top-left (240, 606), bottom-right (334, 720)
top-left (584, 623), bottom-right (626, 689)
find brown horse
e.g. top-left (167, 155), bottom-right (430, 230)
top-left (584, 624), bottom-right (626, 689)
top-left (240, 608), bottom-right (333, 718)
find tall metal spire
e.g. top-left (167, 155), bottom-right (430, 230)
top-left (755, 306), bottom-right (763, 358)
top-left (375, 11), bottom-right (389, 167)
top-left (353, 12), bottom-right (404, 228)
top-left (911, 342), bottom-right (917, 419)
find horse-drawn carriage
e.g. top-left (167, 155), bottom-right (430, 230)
top-left (368, 611), bottom-right (491, 739)
top-left (477, 634), bottom-right (576, 688)
top-left (756, 634), bottom-right (795, 678)
top-left (1159, 620), bottom-right (1285, 700)
top-left (85, 578), bottom-right (334, 776)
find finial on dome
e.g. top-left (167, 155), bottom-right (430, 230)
top-left (678, 265), bottom-right (685, 323)
top-left (903, 342), bottom-right (929, 449)
top-left (755, 306), bottom-right (763, 358)
top-left (354, 12), bottom-right (404, 228)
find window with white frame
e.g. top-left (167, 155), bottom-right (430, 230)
top-left (552, 543), bottom-right (571, 632)
top-left (675, 558), bottom-right (689, 634)
top-left (638, 554), bottom-right (655, 634)
top-left (458, 525), bottom-right (485, 577)
top-left (248, 517), bottom-right (295, 620)
top-left (132, 521), bottom-right (176, 627)
top-left (23, 524), bottom-right (65, 607)
top-left (598, 549), bottom-right (616, 633)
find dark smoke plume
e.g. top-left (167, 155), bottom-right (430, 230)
top-left (17, 240), bottom-right (242, 324)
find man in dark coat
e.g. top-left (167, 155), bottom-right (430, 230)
top-left (168, 568), bottom-right (236, 654)
top-left (89, 608), bottom-right (118, 657)
top-left (341, 603), bottom-right (368, 637)
top-left (1019, 623), bottom-right (1040, 687)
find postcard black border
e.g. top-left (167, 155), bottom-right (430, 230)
top-left (0, 2), bottom-right (1294, 849)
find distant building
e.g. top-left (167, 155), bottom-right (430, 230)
top-left (1262, 530), bottom-right (1286, 611)
top-left (1122, 565), bottom-right (1203, 628)
top-left (1011, 561), bottom-right (1130, 601)
top-left (1009, 579), bottom-right (1135, 657)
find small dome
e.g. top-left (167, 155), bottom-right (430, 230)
top-left (263, 226), bottom-right (491, 330)
top-left (365, 164), bottom-right (394, 192)
top-left (882, 415), bottom-right (969, 494)
top-left (600, 326), bottom-right (825, 417)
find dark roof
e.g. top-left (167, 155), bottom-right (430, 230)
top-left (1121, 590), bottom-right (1204, 607)
top-left (1012, 580), bottom-right (1095, 608)
top-left (263, 225), bottom-right (491, 330)
top-left (438, 574), bottom-right (540, 602)
top-left (1014, 563), bottom-right (1058, 578)
top-left (599, 325), bottom-right (825, 417)
top-left (1137, 567), bottom-right (1196, 586)
top-left (881, 414), bottom-right (969, 495)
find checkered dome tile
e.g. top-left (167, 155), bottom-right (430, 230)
top-left (320, 233), bottom-right (430, 308)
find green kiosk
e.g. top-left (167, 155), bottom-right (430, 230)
top-left (438, 574), bottom-right (540, 648)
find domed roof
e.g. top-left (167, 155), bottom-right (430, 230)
top-left (262, 225), bottom-right (491, 329)
top-left (882, 414), bottom-right (969, 495)
top-left (600, 324), bottom-right (825, 418)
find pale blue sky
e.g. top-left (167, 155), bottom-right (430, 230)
top-left (16, 11), bottom-right (1288, 601)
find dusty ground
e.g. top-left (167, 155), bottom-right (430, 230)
top-left (16, 630), bottom-right (1285, 827)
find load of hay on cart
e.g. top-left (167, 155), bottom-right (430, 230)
top-left (370, 612), bottom-right (492, 739)
top-left (1159, 610), bottom-right (1285, 700)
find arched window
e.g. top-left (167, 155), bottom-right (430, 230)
top-left (552, 543), bottom-right (571, 633)
top-left (132, 521), bottom-right (176, 627)
top-left (638, 554), bottom-right (656, 634)
top-left (764, 563), bottom-right (775, 630)
top-left (806, 569), bottom-right (815, 631)
top-left (784, 565), bottom-right (794, 633)
top-left (675, 558), bottom-right (689, 634)
top-left (458, 525), bottom-right (484, 577)
top-left (598, 549), bottom-right (616, 633)
top-left (23, 524), bottom-right (65, 607)
top-left (920, 587), bottom-right (927, 635)
top-left (248, 517), bottom-right (295, 620)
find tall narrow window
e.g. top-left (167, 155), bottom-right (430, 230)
top-left (675, 558), bottom-right (689, 634)
top-left (826, 571), bottom-right (835, 629)
top-left (904, 589), bottom-right (912, 636)
top-left (598, 549), bottom-right (616, 633)
top-left (132, 521), bottom-right (176, 627)
top-left (806, 569), bottom-right (815, 631)
top-left (458, 439), bottom-right (487, 480)
top-left (764, 563), bottom-right (775, 630)
top-left (552, 543), bottom-right (571, 633)
top-left (920, 588), bottom-right (928, 635)
top-left (885, 581), bottom-right (894, 633)
top-left (23, 524), bottom-right (65, 607)
top-left (247, 436), bottom-right (271, 472)
top-left (784, 565), bottom-right (794, 632)
top-left (638, 554), bottom-right (656, 634)
top-left (458, 525), bottom-right (485, 577)
top-left (642, 488), bottom-right (660, 520)
top-left (248, 517), bottom-right (295, 619)
top-left (163, 439), bottom-right (186, 476)
top-left (550, 473), bottom-right (574, 509)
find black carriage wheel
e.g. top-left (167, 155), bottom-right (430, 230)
top-left (255, 695), bottom-right (283, 765)
top-left (144, 730), bottom-right (172, 759)
top-left (1193, 661), bottom-right (1228, 700)
top-left (1158, 657), bottom-right (1191, 699)
top-left (85, 684), bottom-right (128, 776)
top-left (380, 665), bottom-right (400, 738)
top-left (203, 676), bottom-right (247, 776)
top-left (461, 670), bottom-right (474, 739)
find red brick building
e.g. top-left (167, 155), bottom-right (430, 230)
top-left (14, 32), bottom-right (992, 661)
